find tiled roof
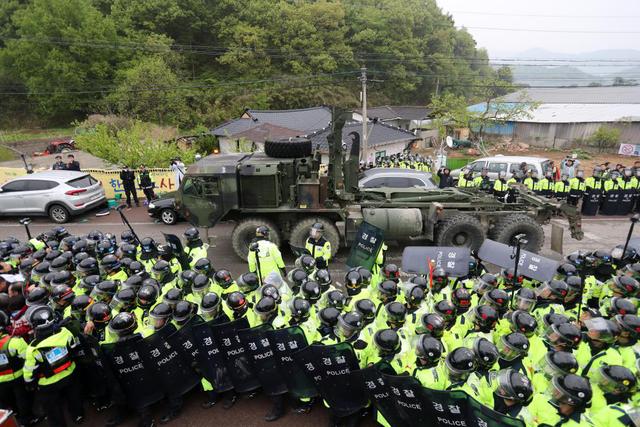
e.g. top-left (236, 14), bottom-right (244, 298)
top-left (211, 106), bottom-right (331, 137)
top-left (309, 121), bottom-right (418, 152)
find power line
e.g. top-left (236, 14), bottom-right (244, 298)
top-left (458, 25), bottom-right (640, 34)
top-left (448, 10), bottom-right (640, 19)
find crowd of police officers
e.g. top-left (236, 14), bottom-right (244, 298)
top-left (0, 217), bottom-right (639, 427)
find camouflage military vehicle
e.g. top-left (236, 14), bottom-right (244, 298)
top-left (175, 110), bottom-right (583, 259)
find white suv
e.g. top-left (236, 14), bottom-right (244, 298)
top-left (0, 171), bottom-right (106, 223)
top-left (451, 156), bottom-right (552, 180)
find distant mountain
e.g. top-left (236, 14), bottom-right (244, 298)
top-left (498, 49), bottom-right (640, 87)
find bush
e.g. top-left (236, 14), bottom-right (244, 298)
top-left (194, 134), bottom-right (219, 154)
top-left (75, 121), bottom-right (195, 168)
top-left (590, 126), bottom-right (621, 153)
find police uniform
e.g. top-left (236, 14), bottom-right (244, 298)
top-left (248, 239), bottom-right (285, 280)
top-left (305, 236), bottom-right (331, 269)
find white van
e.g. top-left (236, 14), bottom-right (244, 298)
top-left (450, 155), bottom-right (552, 180)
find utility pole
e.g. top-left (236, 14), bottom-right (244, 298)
top-left (359, 67), bottom-right (368, 163)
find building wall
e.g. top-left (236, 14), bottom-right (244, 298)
top-left (511, 122), bottom-right (640, 149)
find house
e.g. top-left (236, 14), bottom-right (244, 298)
top-left (470, 86), bottom-right (640, 148)
top-left (352, 105), bottom-right (431, 130)
top-left (307, 120), bottom-right (420, 163)
top-left (210, 106), bottom-right (331, 153)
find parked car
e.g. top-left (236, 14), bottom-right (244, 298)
top-left (147, 194), bottom-right (183, 225)
top-left (450, 156), bottom-right (551, 180)
top-left (0, 171), bottom-right (106, 223)
top-left (359, 168), bottom-right (437, 190)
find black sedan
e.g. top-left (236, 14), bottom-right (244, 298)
top-left (147, 194), bottom-right (182, 225)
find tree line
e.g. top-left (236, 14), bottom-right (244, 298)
top-left (0, 0), bottom-right (508, 129)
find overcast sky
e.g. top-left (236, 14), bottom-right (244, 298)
top-left (436, 0), bottom-right (640, 57)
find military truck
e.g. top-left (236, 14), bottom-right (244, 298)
top-left (175, 110), bottom-right (583, 260)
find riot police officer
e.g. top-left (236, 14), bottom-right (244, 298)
top-left (305, 222), bottom-right (331, 269)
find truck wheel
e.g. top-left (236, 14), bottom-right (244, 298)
top-left (289, 217), bottom-right (340, 258)
top-left (231, 217), bottom-right (282, 260)
top-left (435, 214), bottom-right (485, 250)
top-left (264, 138), bottom-right (312, 159)
top-left (490, 214), bottom-right (544, 253)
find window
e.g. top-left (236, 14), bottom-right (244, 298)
top-left (469, 162), bottom-right (485, 172)
top-left (509, 163), bottom-right (537, 173)
top-left (1, 180), bottom-right (28, 192)
top-left (375, 151), bottom-right (386, 160)
top-left (26, 180), bottom-right (59, 191)
top-left (487, 162), bottom-right (507, 173)
top-left (361, 177), bottom-right (385, 188)
top-left (67, 175), bottom-right (97, 188)
top-left (182, 177), bottom-right (220, 197)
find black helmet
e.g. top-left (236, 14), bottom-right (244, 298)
top-left (32, 261), bottom-right (51, 279)
top-left (418, 313), bottom-right (445, 338)
top-left (315, 269), bottom-right (332, 291)
top-left (298, 255), bottom-right (316, 274)
top-left (31, 249), bottom-right (47, 263)
top-left (373, 329), bottom-right (401, 356)
top-left (357, 267), bottom-right (372, 286)
top-left (301, 280), bottom-right (321, 303)
top-left (337, 312), bottom-right (363, 338)
top-left (70, 295), bottom-right (93, 320)
top-left (119, 243), bottom-right (137, 260)
top-left (110, 288), bottom-right (136, 313)
top-left (136, 284), bottom-right (159, 309)
top-left (71, 251), bottom-right (89, 268)
top-left (101, 255), bottom-right (121, 273)
top-left (354, 299), bottom-right (376, 324)
top-left (557, 263), bottom-right (577, 277)
top-left (184, 227), bottom-right (200, 242)
top-left (179, 270), bottom-right (197, 292)
top-left (71, 239), bottom-right (90, 256)
top-left (445, 347), bottom-right (476, 381)
top-left (434, 300), bottom-right (456, 326)
top-left (451, 288), bottom-right (472, 313)
top-left (49, 256), bottom-right (70, 273)
top-left (213, 269), bottom-right (234, 289)
top-left (254, 296), bottom-right (277, 321)
top-left (81, 275), bottom-right (100, 293)
top-left (120, 230), bottom-right (136, 244)
top-left (28, 305), bottom-right (56, 337)
top-left (565, 276), bottom-right (583, 300)
top-left (200, 292), bottom-right (222, 321)
top-left (226, 291), bottom-right (248, 314)
top-left (470, 305), bottom-right (499, 332)
top-left (614, 314), bottom-right (640, 339)
top-left (494, 369), bottom-right (533, 404)
top-left (193, 273), bottom-right (211, 296)
top-left (472, 337), bottom-right (499, 370)
top-left (318, 307), bottom-right (341, 327)
top-left (163, 288), bottom-right (183, 310)
top-left (108, 312), bottom-right (138, 338)
top-left (311, 222), bottom-right (325, 232)
top-left (475, 273), bottom-right (498, 294)
top-left (10, 244), bottom-right (31, 262)
top-left (149, 303), bottom-right (172, 329)
top-left (127, 261), bottom-right (146, 277)
top-left (536, 280), bottom-right (568, 301)
top-left (593, 249), bottom-right (613, 264)
top-left (44, 249), bottom-right (61, 263)
top-left (139, 237), bottom-right (158, 260)
top-left (344, 270), bottom-right (362, 295)
top-left (151, 260), bottom-right (171, 282)
top-left (385, 302), bottom-right (407, 328)
top-left (96, 240), bottom-right (116, 259)
top-left (255, 225), bottom-right (269, 238)
top-left (287, 269), bottom-right (308, 293)
top-left (611, 276), bottom-right (640, 298)
top-left (44, 240), bottom-right (59, 252)
top-left (607, 297), bottom-right (638, 317)
top-left (173, 300), bottom-right (196, 325)
top-left (584, 317), bottom-right (620, 345)
top-left (431, 268), bottom-right (448, 291)
top-left (542, 312), bottom-right (570, 330)
top-left (122, 275), bottom-right (143, 292)
top-left (26, 287), bottom-right (49, 307)
top-left (377, 280), bottom-right (398, 303)
top-left (415, 335), bottom-right (444, 368)
top-left (545, 323), bottom-right (582, 350)
top-left (238, 272), bottom-right (259, 293)
top-left (19, 257), bottom-right (37, 274)
top-left (409, 275), bottom-right (428, 289)
top-left (51, 284), bottom-right (75, 308)
top-left (592, 364), bottom-right (637, 395)
top-left (480, 289), bottom-right (509, 313)
top-left (289, 297), bottom-right (311, 322)
top-left (497, 332), bottom-right (530, 361)
top-left (51, 271), bottom-right (74, 287)
top-left (325, 290), bottom-right (346, 310)
top-left (550, 374), bottom-right (592, 408)
top-left (510, 310), bottom-right (538, 337)
top-left (382, 264), bottom-right (400, 281)
top-left (52, 226), bottom-right (69, 240)
top-left (87, 229), bottom-right (104, 242)
top-left (157, 244), bottom-right (174, 261)
top-left (91, 280), bottom-right (118, 302)
top-left (194, 258), bottom-right (212, 276)
top-left (539, 351), bottom-right (579, 378)
top-left (405, 284), bottom-right (425, 309)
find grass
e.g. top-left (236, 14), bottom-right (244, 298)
top-left (0, 146), bottom-right (16, 161)
top-left (0, 127), bottom-right (74, 143)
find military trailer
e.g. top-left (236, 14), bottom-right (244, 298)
top-left (175, 110), bottom-right (583, 260)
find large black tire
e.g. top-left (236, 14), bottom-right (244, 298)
top-left (490, 214), bottom-right (544, 253)
top-left (264, 138), bottom-right (312, 159)
top-left (289, 217), bottom-right (340, 258)
top-left (435, 214), bottom-right (485, 250)
top-left (231, 217), bottom-right (282, 260)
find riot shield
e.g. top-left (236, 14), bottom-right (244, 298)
top-left (402, 247), bottom-right (470, 277)
top-left (293, 342), bottom-right (367, 417)
top-left (190, 319), bottom-right (234, 392)
top-left (478, 239), bottom-right (559, 282)
top-left (467, 392), bottom-right (525, 427)
top-left (600, 189), bottom-right (620, 215)
top-left (620, 188), bottom-right (634, 216)
top-left (163, 233), bottom-right (191, 270)
top-left (346, 222), bottom-right (384, 270)
top-left (103, 335), bottom-right (164, 409)
top-left (420, 388), bottom-right (471, 427)
top-left (581, 188), bottom-right (602, 216)
top-left (266, 326), bottom-right (318, 400)
top-left (237, 324), bottom-right (287, 396)
top-left (142, 324), bottom-right (200, 398)
top-left (210, 317), bottom-right (260, 393)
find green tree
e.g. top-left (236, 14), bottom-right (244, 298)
top-left (590, 125), bottom-right (621, 153)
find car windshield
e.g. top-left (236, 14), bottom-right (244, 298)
top-left (67, 175), bottom-right (97, 188)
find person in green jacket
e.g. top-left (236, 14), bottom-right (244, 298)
top-left (457, 167), bottom-right (475, 188)
top-left (491, 369), bottom-right (536, 424)
top-left (304, 222), bottom-right (332, 269)
top-left (24, 305), bottom-right (84, 426)
top-left (247, 226), bottom-right (286, 280)
top-left (183, 227), bottom-right (209, 269)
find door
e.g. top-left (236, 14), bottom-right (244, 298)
top-left (0, 180), bottom-right (29, 213)
top-left (179, 176), bottom-right (223, 227)
top-left (21, 180), bottom-right (58, 212)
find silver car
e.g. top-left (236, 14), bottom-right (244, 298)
top-left (450, 155), bottom-right (552, 180)
top-left (359, 168), bottom-right (437, 189)
top-left (0, 171), bottom-right (106, 223)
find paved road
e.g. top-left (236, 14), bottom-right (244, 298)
top-left (1, 208), bottom-right (635, 427)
